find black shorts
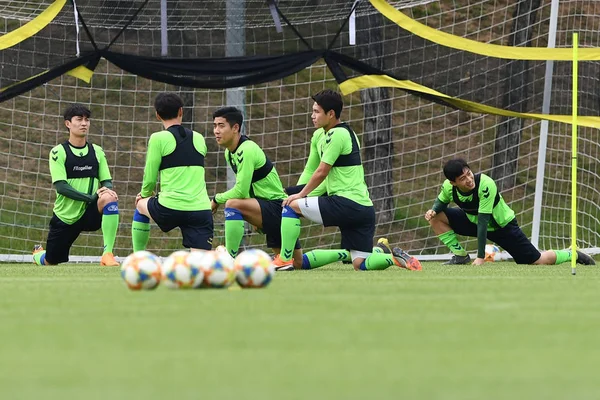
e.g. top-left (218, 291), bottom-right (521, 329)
top-left (319, 195), bottom-right (375, 253)
top-left (256, 198), bottom-right (301, 250)
top-left (45, 201), bottom-right (102, 264)
top-left (147, 197), bottom-right (214, 250)
top-left (443, 207), bottom-right (541, 264)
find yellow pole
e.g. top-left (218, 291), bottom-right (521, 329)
top-left (571, 32), bottom-right (578, 276)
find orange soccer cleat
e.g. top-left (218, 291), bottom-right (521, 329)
top-left (272, 254), bottom-right (294, 271)
top-left (100, 252), bottom-right (120, 267)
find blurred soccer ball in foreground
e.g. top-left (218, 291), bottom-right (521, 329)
top-left (484, 244), bottom-right (500, 262)
top-left (162, 250), bottom-right (204, 289)
top-left (234, 249), bottom-right (275, 288)
top-left (120, 250), bottom-right (162, 290)
top-left (199, 251), bottom-right (236, 288)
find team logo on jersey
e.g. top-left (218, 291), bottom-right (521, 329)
top-left (73, 165), bottom-right (93, 171)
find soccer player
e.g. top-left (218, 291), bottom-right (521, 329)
top-left (424, 158), bottom-right (596, 266)
top-left (32, 104), bottom-right (120, 266)
top-left (210, 106), bottom-right (303, 271)
top-left (277, 89), bottom-right (422, 271)
top-left (132, 93), bottom-right (213, 251)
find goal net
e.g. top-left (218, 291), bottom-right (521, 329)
top-left (1, 0), bottom-right (599, 262)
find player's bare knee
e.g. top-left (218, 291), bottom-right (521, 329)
top-left (224, 198), bottom-right (241, 209)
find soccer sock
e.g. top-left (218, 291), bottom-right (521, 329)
top-left (372, 246), bottom-right (383, 254)
top-left (301, 249), bottom-right (351, 269)
top-left (438, 230), bottom-right (468, 256)
top-left (102, 202), bottom-right (119, 255)
top-left (132, 209), bottom-right (150, 252)
top-left (553, 249), bottom-right (572, 265)
top-left (33, 250), bottom-right (46, 266)
top-left (280, 206), bottom-right (301, 261)
top-left (359, 252), bottom-right (396, 271)
top-left (224, 207), bottom-right (244, 258)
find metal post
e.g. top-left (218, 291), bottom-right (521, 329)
top-left (160, 0), bottom-right (168, 56)
top-left (531, 0), bottom-right (560, 248)
top-left (226, 0), bottom-right (246, 189)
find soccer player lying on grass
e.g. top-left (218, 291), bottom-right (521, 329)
top-left (277, 89), bottom-right (421, 271)
top-left (132, 93), bottom-right (214, 252)
top-left (424, 158), bottom-right (595, 266)
top-left (210, 106), bottom-right (302, 271)
top-left (33, 104), bottom-right (120, 266)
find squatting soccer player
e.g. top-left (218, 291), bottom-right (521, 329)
top-left (210, 106), bottom-right (302, 271)
top-left (277, 89), bottom-right (421, 271)
top-left (424, 158), bottom-right (596, 266)
top-left (133, 93), bottom-right (213, 251)
top-left (33, 104), bottom-right (120, 266)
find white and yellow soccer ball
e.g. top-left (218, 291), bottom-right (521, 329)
top-left (484, 244), bottom-right (500, 262)
top-left (198, 250), bottom-right (236, 288)
top-left (120, 250), bottom-right (162, 291)
top-left (161, 250), bottom-right (204, 289)
top-left (234, 249), bottom-right (275, 288)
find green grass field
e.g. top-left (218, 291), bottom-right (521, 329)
top-left (1, 262), bottom-right (600, 400)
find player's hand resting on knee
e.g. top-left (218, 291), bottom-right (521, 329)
top-left (424, 209), bottom-right (436, 221)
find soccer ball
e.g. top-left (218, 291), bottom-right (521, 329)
top-left (215, 245), bottom-right (228, 254)
top-left (199, 250), bottom-right (236, 288)
top-left (484, 244), bottom-right (500, 262)
top-left (234, 249), bottom-right (275, 288)
top-left (161, 250), bottom-right (204, 289)
top-left (120, 250), bottom-right (162, 291)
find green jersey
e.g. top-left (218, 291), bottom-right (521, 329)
top-left (297, 128), bottom-right (327, 196)
top-left (436, 173), bottom-right (515, 230)
top-left (318, 123), bottom-right (372, 207)
top-left (215, 136), bottom-right (286, 203)
top-left (141, 126), bottom-right (211, 211)
top-left (49, 141), bottom-right (111, 224)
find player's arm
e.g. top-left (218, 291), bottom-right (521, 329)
top-left (140, 134), bottom-right (161, 198)
top-left (294, 161), bottom-right (331, 198)
top-left (292, 131), bottom-right (327, 196)
top-left (425, 182), bottom-right (451, 221)
top-left (94, 145), bottom-right (117, 198)
top-left (475, 176), bottom-right (498, 261)
top-left (53, 181), bottom-right (97, 202)
top-left (214, 146), bottom-right (255, 205)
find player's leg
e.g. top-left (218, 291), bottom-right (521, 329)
top-left (96, 191), bottom-right (119, 265)
top-left (430, 208), bottom-right (472, 264)
top-left (491, 221), bottom-right (595, 265)
top-left (256, 199), bottom-right (304, 269)
top-left (34, 215), bottom-right (81, 266)
top-left (374, 238), bottom-right (422, 271)
top-left (277, 197), bottom-right (307, 266)
top-left (180, 210), bottom-right (214, 251)
top-left (222, 198), bottom-right (263, 258)
top-left (132, 197), bottom-right (154, 252)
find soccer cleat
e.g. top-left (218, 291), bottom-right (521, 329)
top-left (376, 237), bottom-right (392, 254)
top-left (576, 250), bottom-right (596, 265)
top-left (100, 252), bottom-right (120, 267)
top-left (443, 254), bottom-right (471, 265)
top-left (272, 254), bottom-right (294, 271)
top-left (32, 244), bottom-right (44, 265)
top-left (392, 247), bottom-right (423, 271)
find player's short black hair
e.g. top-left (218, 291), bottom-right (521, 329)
top-left (154, 93), bottom-right (184, 120)
top-left (311, 89), bottom-right (343, 119)
top-left (63, 104), bottom-right (91, 121)
top-left (213, 106), bottom-right (243, 132)
top-left (443, 158), bottom-right (471, 181)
